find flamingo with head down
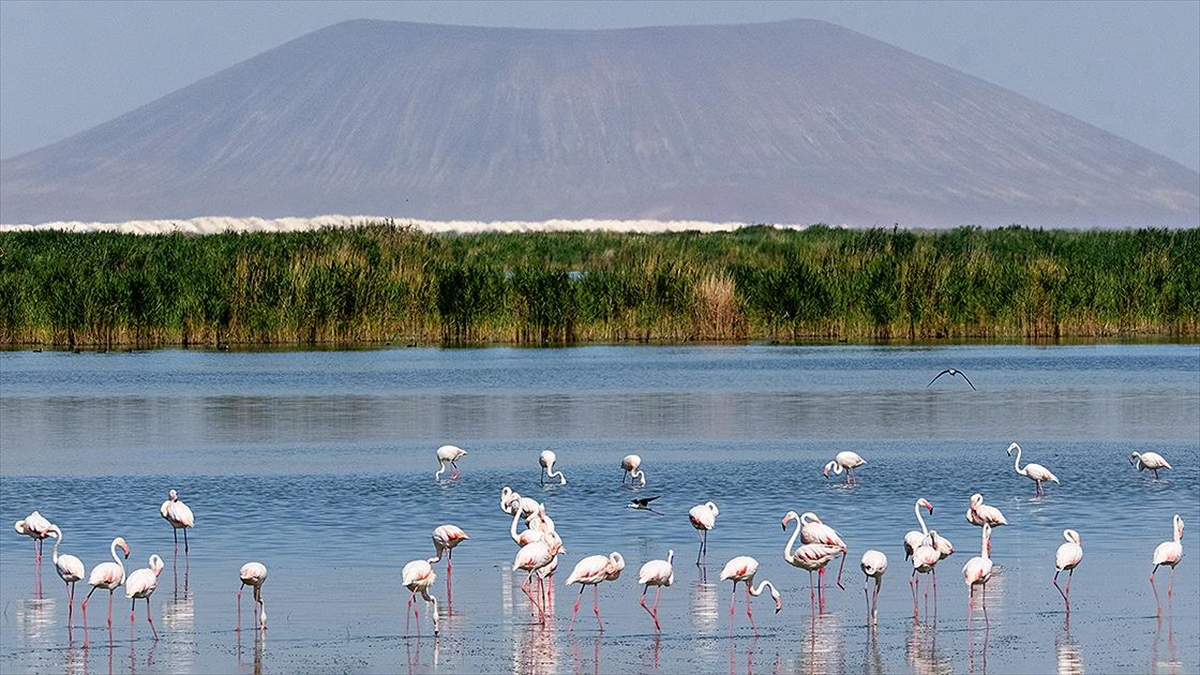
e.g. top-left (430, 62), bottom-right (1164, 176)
top-left (823, 451), bottom-right (866, 484)
top-left (539, 450), bottom-right (567, 485)
top-left (434, 445), bottom-right (467, 480)
top-left (1130, 451), bottom-right (1172, 480)
top-left (401, 559), bottom-right (440, 636)
top-left (622, 454), bottom-right (647, 485)
top-left (860, 550), bottom-right (887, 626)
top-left (719, 556), bottom-right (781, 631)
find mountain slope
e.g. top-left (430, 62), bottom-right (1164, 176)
top-left (2, 19), bottom-right (1196, 226)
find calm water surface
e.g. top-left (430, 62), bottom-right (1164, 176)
top-left (1, 344), bottom-right (1197, 674)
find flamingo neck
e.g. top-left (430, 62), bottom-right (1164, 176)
top-left (510, 501), bottom-right (525, 543)
top-left (783, 519), bottom-right (802, 564)
top-left (914, 502), bottom-right (929, 535)
top-left (631, 468), bottom-right (645, 484)
top-left (749, 579), bottom-right (776, 597)
top-left (1011, 444), bottom-right (1025, 475)
top-left (110, 540), bottom-right (126, 582)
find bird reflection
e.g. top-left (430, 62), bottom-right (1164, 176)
top-left (967, 622), bottom-right (989, 675)
top-left (1056, 625), bottom-right (1083, 675)
top-left (515, 612), bottom-right (559, 675)
top-left (15, 597), bottom-right (56, 647)
top-left (727, 634), bottom-right (760, 675)
top-left (160, 590), bottom-right (195, 674)
top-left (641, 633), bottom-right (662, 671)
top-left (800, 611), bottom-right (843, 675)
top-left (1152, 615), bottom-right (1181, 675)
top-left (862, 629), bottom-right (884, 675)
top-left (237, 624), bottom-right (267, 675)
top-left (906, 617), bottom-right (950, 675)
top-left (692, 573), bottom-right (719, 633)
top-left (569, 633), bottom-right (602, 675)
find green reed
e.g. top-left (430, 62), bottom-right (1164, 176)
top-left (0, 223), bottom-right (1195, 347)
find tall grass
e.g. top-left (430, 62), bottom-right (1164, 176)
top-left (0, 223), bottom-right (1195, 347)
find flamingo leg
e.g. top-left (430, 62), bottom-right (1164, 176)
top-left (809, 572), bottom-right (815, 609)
top-left (183, 527), bottom-right (189, 553)
top-left (864, 577), bottom-right (870, 625)
top-left (968, 584), bottom-right (974, 624)
top-left (931, 567), bottom-right (938, 608)
top-left (593, 585), bottom-right (604, 631)
top-left (1053, 570), bottom-right (1068, 606)
top-left (68, 582), bottom-right (75, 627)
top-left (108, 590), bottom-right (114, 628)
top-left (145, 598), bottom-right (158, 640)
top-left (910, 571), bottom-right (919, 618)
top-left (872, 577), bottom-right (881, 626)
top-left (981, 581), bottom-right (989, 628)
top-left (406, 593), bottom-right (413, 635)
top-left (1151, 566), bottom-right (1162, 615)
top-left (640, 585), bottom-right (655, 625)
top-left (1065, 568), bottom-right (1074, 604)
top-left (836, 549), bottom-right (847, 590)
top-left (238, 583), bottom-right (244, 631)
top-left (729, 581), bottom-right (737, 630)
top-left (745, 582), bottom-right (756, 631)
top-left (652, 586), bottom-right (662, 631)
top-left (173, 528), bottom-right (178, 553)
top-left (447, 548), bottom-right (453, 576)
top-left (569, 586), bottom-right (585, 632)
top-left (1168, 567), bottom-right (1175, 597)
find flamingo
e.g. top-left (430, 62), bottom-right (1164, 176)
top-left (689, 501), bottom-right (719, 566)
top-left (1130, 451), bottom-right (1172, 479)
top-left (903, 498), bottom-right (953, 590)
top-left (434, 444), bottom-right (467, 480)
top-left (401, 559), bottom-right (440, 636)
top-left (13, 510), bottom-right (54, 562)
top-left (621, 454), bottom-right (646, 485)
top-left (540, 449), bottom-right (567, 485)
top-left (910, 530), bottom-right (943, 618)
top-left (527, 502), bottom-right (555, 533)
top-left (564, 552), bottom-right (625, 632)
top-left (965, 493), bottom-right (1007, 555)
top-left (823, 451), bottom-right (866, 484)
top-left (513, 530), bottom-right (565, 624)
top-left (81, 536), bottom-right (130, 643)
top-left (1007, 442), bottom-right (1059, 496)
top-left (160, 489), bottom-right (195, 553)
top-left (860, 550), bottom-right (887, 626)
top-left (500, 487), bottom-right (540, 518)
top-left (125, 554), bottom-right (164, 640)
top-left (795, 511), bottom-right (848, 590)
top-left (1150, 514), bottom-right (1185, 616)
top-left (927, 368), bottom-right (976, 390)
top-left (510, 498), bottom-right (551, 547)
top-left (49, 525), bottom-right (86, 626)
top-left (1053, 529), bottom-right (1083, 612)
top-left (237, 562), bottom-right (268, 631)
top-left (782, 512), bottom-right (845, 611)
top-left (429, 524), bottom-right (470, 574)
top-left (719, 556), bottom-right (781, 631)
top-left (638, 549), bottom-right (674, 631)
top-left (963, 524), bottom-right (994, 626)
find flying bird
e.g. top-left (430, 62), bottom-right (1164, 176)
top-left (927, 368), bottom-right (976, 390)
top-left (627, 496), bottom-right (662, 512)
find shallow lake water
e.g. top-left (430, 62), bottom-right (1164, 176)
top-left (1, 343), bottom-right (1198, 674)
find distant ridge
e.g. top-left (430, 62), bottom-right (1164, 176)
top-left (1, 19), bottom-right (1196, 227)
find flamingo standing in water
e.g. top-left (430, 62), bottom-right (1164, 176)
top-left (823, 451), bottom-right (867, 484)
top-left (1007, 442), bottom-right (1059, 496)
top-left (14, 510), bottom-right (54, 562)
top-left (401, 559), bottom-right (440, 636)
top-left (782, 512), bottom-right (845, 611)
top-left (1130, 451), bottom-right (1172, 480)
top-left (638, 549), bottom-right (674, 631)
top-left (1150, 514), bottom-right (1185, 616)
top-left (1053, 529), bottom-right (1083, 612)
top-left (564, 551), bottom-right (624, 632)
top-left (81, 536), bottom-right (130, 644)
top-left (794, 511), bottom-right (848, 590)
top-left (513, 530), bottom-right (564, 624)
top-left (966, 493), bottom-right (1007, 555)
top-left (689, 501), bottom-right (719, 566)
top-left (434, 445), bottom-right (467, 480)
top-left (49, 526), bottom-right (85, 626)
top-left (500, 487), bottom-right (540, 518)
top-left (860, 550), bottom-right (887, 626)
top-left (125, 554), bottom-right (165, 640)
top-left (429, 524), bottom-right (470, 575)
top-left (910, 530), bottom-right (943, 618)
top-left (621, 454), bottom-right (647, 485)
top-left (237, 562), bottom-right (268, 631)
top-left (540, 450), bottom-right (567, 485)
top-left (719, 556), bottom-right (781, 631)
top-left (903, 498), bottom-right (953, 592)
top-left (510, 499), bottom-right (551, 547)
top-left (160, 489), bottom-right (195, 553)
top-left (963, 524), bottom-right (994, 626)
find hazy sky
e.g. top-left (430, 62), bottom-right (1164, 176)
top-left (2, 1), bottom-right (1197, 172)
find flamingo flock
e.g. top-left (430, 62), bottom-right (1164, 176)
top-left (11, 435), bottom-right (1185, 650)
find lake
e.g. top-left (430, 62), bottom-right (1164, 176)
top-left (1, 343), bottom-right (1197, 674)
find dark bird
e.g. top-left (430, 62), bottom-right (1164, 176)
top-left (628, 496), bottom-right (662, 514)
top-left (927, 368), bottom-right (976, 391)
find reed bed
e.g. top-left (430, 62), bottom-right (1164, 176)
top-left (1, 223), bottom-right (1195, 348)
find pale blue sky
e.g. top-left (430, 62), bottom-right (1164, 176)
top-left (2, 1), bottom-right (1197, 171)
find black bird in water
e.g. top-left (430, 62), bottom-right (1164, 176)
top-left (927, 368), bottom-right (977, 391)
top-left (628, 496), bottom-right (662, 514)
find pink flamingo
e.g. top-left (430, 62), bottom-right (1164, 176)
top-left (49, 525), bottom-right (86, 626)
top-left (125, 554), bottom-right (164, 640)
top-left (434, 445), bottom-right (467, 480)
top-left (621, 454), bottom-right (647, 485)
top-left (903, 498), bottom-right (953, 593)
top-left (823, 451), bottom-right (866, 484)
top-left (963, 524), bottom-right (994, 626)
top-left (540, 450), bottom-right (567, 485)
top-left (14, 510), bottom-right (54, 562)
top-left (1053, 529), bottom-right (1083, 612)
top-left (1130, 451), bottom-right (1172, 479)
top-left (689, 501), bottom-right (719, 566)
top-left (965, 493), bottom-right (1007, 555)
top-left (513, 531), bottom-right (564, 624)
top-left (909, 530), bottom-right (943, 618)
top-left (795, 511), bottom-right (848, 590)
top-left (81, 536), bottom-right (129, 644)
top-left (429, 524), bottom-right (470, 574)
top-left (401, 559), bottom-right (440, 636)
top-left (638, 549), bottom-right (675, 631)
top-left (1150, 514), bottom-right (1185, 616)
top-left (510, 498), bottom-right (550, 547)
top-left (782, 512), bottom-right (844, 611)
top-left (237, 562), bottom-right (268, 631)
top-left (1007, 442), bottom-right (1059, 496)
top-left (500, 487), bottom-right (540, 518)
top-left (565, 552), bottom-right (625, 632)
top-left (860, 550), bottom-right (887, 626)
top-left (160, 489), bottom-right (195, 553)
top-left (719, 556), bottom-right (781, 631)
